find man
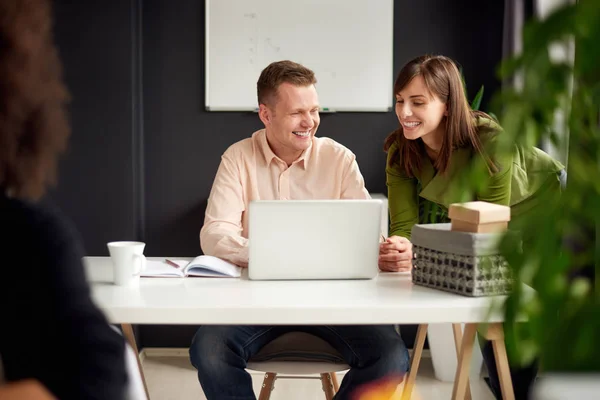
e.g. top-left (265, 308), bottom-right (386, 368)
top-left (190, 60), bottom-right (409, 400)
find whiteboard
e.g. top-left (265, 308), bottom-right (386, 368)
top-left (205, 0), bottom-right (394, 112)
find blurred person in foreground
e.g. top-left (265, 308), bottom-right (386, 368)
top-left (0, 0), bottom-right (127, 398)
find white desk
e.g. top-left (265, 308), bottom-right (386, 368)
top-left (85, 257), bottom-right (516, 400)
top-left (85, 257), bottom-right (507, 325)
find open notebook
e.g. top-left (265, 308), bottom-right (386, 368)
top-left (142, 255), bottom-right (242, 278)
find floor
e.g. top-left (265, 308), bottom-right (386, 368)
top-left (141, 353), bottom-right (496, 399)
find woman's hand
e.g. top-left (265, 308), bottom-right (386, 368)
top-left (378, 235), bottom-right (413, 272)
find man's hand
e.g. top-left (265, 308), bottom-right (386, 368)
top-left (378, 235), bottom-right (413, 272)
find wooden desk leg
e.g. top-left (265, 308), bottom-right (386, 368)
top-left (320, 373), bottom-right (336, 400)
top-left (400, 323), bottom-right (428, 400)
top-left (330, 372), bottom-right (340, 393)
top-left (451, 323), bottom-right (477, 400)
top-left (452, 324), bottom-right (473, 400)
top-left (258, 373), bottom-right (276, 400)
top-left (485, 323), bottom-right (515, 400)
top-left (121, 323), bottom-right (151, 400)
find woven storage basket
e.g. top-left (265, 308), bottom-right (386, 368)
top-left (411, 223), bottom-right (513, 297)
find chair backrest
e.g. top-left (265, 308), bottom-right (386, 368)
top-left (247, 332), bottom-right (350, 374)
top-left (123, 341), bottom-right (148, 400)
top-left (109, 326), bottom-right (147, 400)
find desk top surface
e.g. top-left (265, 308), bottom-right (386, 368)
top-left (85, 257), bottom-right (510, 325)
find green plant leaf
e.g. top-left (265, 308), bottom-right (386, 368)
top-left (471, 85), bottom-right (484, 111)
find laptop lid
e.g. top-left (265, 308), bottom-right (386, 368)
top-left (248, 199), bottom-right (382, 280)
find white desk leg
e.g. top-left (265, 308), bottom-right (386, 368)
top-left (486, 323), bottom-right (515, 400)
top-left (451, 323), bottom-right (477, 400)
top-left (401, 323), bottom-right (428, 400)
top-left (122, 324), bottom-right (150, 400)
top-left (452, 324), bottom-right (473, 400)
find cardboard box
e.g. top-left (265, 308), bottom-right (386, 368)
top-left (448, 201), bottom-right (511, 224)
top-left (451, 219), bottom-right (508, 233)
top-left (449, 201), bottom-right (511, 233)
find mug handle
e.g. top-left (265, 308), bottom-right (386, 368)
top-left (132, 254), bottom-right (146, 276)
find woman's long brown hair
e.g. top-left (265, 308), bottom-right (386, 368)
top-left (384, 55), bottom-right (496, 177)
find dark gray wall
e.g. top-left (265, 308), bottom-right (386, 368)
top-left (51, 0), bottom-right (140, 251)
top-left (52, 0), bottom-right (504, 348)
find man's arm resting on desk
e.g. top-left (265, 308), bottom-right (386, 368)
top-left (201, 225), bottom-right (249, 267)
top-left (200, 154), bottom-right (249, 267)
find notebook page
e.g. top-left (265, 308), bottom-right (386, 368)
top-left (142, 260), bottom-right (185, 278)
top-left (184, 255), bottom-right (242, 277)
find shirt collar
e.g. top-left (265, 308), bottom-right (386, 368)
top-left (258, 129), bottom-right (312, 170)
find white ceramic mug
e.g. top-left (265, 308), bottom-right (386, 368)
top-left (107, 241), bottom-right (146, 286)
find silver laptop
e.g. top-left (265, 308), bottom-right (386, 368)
top-left (248, 200), bottom-right (382, 280)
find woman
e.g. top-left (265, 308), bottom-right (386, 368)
top-left (378, 55), bottom-right (564, 399)
top-left (0, 0), bottom-right (127, 398)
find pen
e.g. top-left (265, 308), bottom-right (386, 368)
top-left (165, 259), bottom-right (180, 269)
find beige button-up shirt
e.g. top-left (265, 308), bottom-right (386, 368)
top-left (200, 129), bottom-right (370, 267)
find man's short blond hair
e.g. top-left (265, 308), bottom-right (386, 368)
top-left (257, 60), bottom-right (317, 106)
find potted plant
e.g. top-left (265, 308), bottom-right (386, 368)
top-left (468, 0), bottom-right (599, 396)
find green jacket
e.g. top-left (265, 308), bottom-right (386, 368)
top-left (386, 118), bottom-right (565, 239)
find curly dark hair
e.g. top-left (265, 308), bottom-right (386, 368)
top-left (0, 0), bottom-right (71, 200)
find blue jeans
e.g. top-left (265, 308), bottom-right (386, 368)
top-left (189, 325), bottom-right (409, 400)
